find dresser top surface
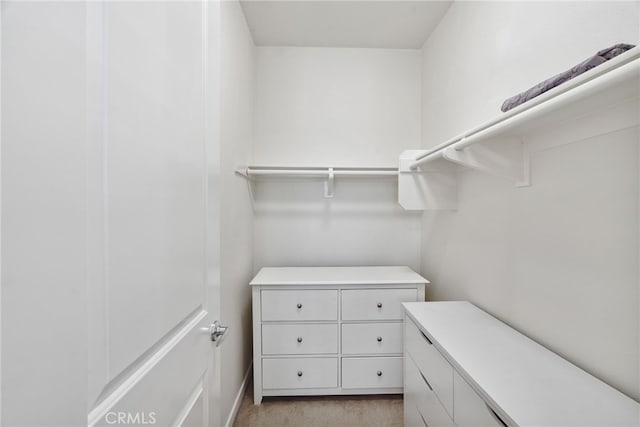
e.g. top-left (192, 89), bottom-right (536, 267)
top-left (250, 266), bottom-right (429, 286)
top-left (403, 301), bottom-right (640, 427)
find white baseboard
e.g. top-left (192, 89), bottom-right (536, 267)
top-left (224, 363), bottom-right (252, 427)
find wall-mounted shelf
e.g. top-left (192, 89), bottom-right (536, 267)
top-left (236, 166), bottom-right (398, 199)
top-left (399, 47), bottom-right (640, 211)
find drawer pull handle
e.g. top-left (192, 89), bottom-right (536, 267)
top-left (376, 302), bottom-right (383, 308)
top-left (418, 370), bottom-right (433, 391)
top-left (376, 371), bottom-right (383, 376)
top-left (376, 336), bottom-right (383, 342)
top-left (297, 371), bottom-right (303, 377)
top-left (486, 404), bottom-right (508, 427)
top-left (420, 330), bottom-right (433, 345)
top-left (296, 303), bottom-right (302, 309)
top-left (297, 337), bottom-right (303, 343)
top-left (419, 410), bottom-right (429, 427)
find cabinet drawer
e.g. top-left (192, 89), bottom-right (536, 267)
top-left (341, 289), bottom-right (417, 321)
top-left (454, 371), bottom-right (507, 427)
top-left (341, 357), bottom-right (403, 389)
top-left (262, 358), bottom-right (338, 389)
top-left (404, 403), bottom-right (425, 427)
top-left (405, 317), bottom-right (454, 418)
top-left (405, 353), bottom-right (454, 427)
top-left (261, 290), bottom-right (337, 321)
top-left (341, 323), bottom-right (403, 355)
top-left (262, 324), bottom-right (337, 355)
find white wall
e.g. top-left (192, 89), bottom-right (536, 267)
top-left (422, 1), bottom-right (640, 145)
top-left (253, 47), bottom-right (422, 270)
top-left (421, 1), bottom-right (640, 400)
top-left (220, 2), bottom-right (255, 425)
top-left (254, 47), bottom-right (421, 167)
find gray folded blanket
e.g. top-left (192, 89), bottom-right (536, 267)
top-left (501, 43), bottom-right (636, 112)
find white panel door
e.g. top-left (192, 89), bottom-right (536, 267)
top-left (1, 1), bottom-right (223, 426)
top-left (86, 1), bottom-right (223, 426)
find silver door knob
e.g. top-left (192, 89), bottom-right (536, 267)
top-left (377, 336), bottom-right (383, 342)
top-left (297, 371), bottom-right (303, 377)
top-left (210, 321), bottom-right (229, 347)
top-left (377, 371), bottom-right (383, 376)
top-left (376, 302), bottom-right (382, 308)
top-left (297, 337), bottom-right (303, 343)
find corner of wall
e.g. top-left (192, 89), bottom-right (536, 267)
top-left (219, 1), bottom-right (257, 425)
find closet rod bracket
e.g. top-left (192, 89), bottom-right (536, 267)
top-left (324, 168), bottom-right (335, 198)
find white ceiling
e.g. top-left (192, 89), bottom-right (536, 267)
top-left (239, 1), bottom-right (453, 49)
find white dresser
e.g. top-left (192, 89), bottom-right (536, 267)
top-left (403, 301), bottom-right (640, 427)
top-left (250, 266), bottom-right (428, 404)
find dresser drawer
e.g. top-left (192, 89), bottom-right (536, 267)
top-left (341, 289), bottom-right (417, 321)
top-left (405, 352), bottom-right (454, 427)
top-left (454, 370), bottom-right (506, 427)
top-left (261, 290), bottom-right (337, 321)
top-left (262, 357), bottom-right (338, 389)
top-left (405, 316), bottom-right (454, 418)
top-left (404, 402), bottom-right (426, 427)
top-left (341, 357), bottom-right (403, 389)
top-left (262, 324), bottom-right (338, 355)
top-left (341, 323), bottom-right (403, 355)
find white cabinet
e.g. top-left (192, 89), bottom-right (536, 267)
top-left (405, 316), bottom-right (454, 419)
top-left (404, 351), bottom-right (454, 427)
top-left (403, 302), bottom-right (640, 427)
top-left (251, 266), bottom-right (428, 404)
top-left (404, 310), bottom-right (504, 426)
top-left (453, 371), bottom-right (504, 427)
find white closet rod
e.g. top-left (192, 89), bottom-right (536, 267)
top-left (409, 52), bottom-right (640, 170)
top-left (236, 167), bottom-right (398, 199)
top-left (240, 167), bottom-right (398, 178)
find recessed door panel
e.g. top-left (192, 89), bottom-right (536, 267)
top-left (105, 1), bottom-right (207, 380)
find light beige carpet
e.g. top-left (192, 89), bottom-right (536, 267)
top-left (233, 383), bottom-right (403, 427)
